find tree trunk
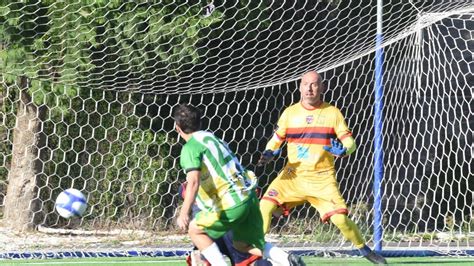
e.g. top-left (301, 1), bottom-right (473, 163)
top-left (3, 77), bottom-right (45, 231)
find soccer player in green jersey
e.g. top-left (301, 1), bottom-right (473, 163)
top-left (173, 104), bottom-right (304, 266)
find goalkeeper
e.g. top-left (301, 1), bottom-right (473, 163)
top-left (258, 71), bottom-right (387, 265)
top-left (173, 104), bottom-right (304, 266)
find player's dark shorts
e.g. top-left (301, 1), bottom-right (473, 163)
top-left (195, 192), bottom-right (265, 250)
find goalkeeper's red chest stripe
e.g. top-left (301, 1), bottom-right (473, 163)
top-left (268, 102), bottom-right (352, 171)
top-left (286, 127), bottom-right (336, 145)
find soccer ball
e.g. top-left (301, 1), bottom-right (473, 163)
top-left (55, 188), bottom-right (87, 218)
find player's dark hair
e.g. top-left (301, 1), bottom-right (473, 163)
top-left (172, 104), bottom-right (202, 134)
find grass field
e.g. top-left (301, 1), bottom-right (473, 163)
top-left (1, 256), bottom-right (474, 266)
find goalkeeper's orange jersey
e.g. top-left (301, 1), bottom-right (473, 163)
top-left (265, 102), bottom-right (353, 173)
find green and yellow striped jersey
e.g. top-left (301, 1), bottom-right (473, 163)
top-left (180, 131), bottom-right (256, 212)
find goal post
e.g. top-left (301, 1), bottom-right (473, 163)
top-left (0, 0), bottom-right (472, 259)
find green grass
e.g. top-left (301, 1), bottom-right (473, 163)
top-left (1, 256), bottom-right (474, 266)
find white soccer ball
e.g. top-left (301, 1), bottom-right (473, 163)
top-left (55, 188), bottom-right (87, 218)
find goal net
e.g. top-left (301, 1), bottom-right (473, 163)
top-left (0, 0), bottom-right (472, 259)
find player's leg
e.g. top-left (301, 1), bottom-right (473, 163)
top-left (233, 234), bottom-right (293, 264)
top-left (219, 231), bottom-right (265, 266)
top-left (231, 192), bottom-right (266, 256)
top-left (306, 176), bottom-right (363, 248)
top-left (260, 168), bottom-right (302, 234)
top-left (192, 211), bottom-right (233, 265)
top-left (307, 180), bottom-right (386, 264)
top-left (234, 192), bottom-right (305, 266)
top-left (260, 172), bottom-right (285, 234)
top-left (329, 213), bottom-right (364, 248)
top-left (189, 228), bottom-right (261, 266)
top-left (329, 214), bottom-right (387, 264)
top-left (188, 221), bottom-right (227, 265)
top-left (259, 198), bottom-right (278, 234)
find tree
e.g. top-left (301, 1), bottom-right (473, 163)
top-left (0, 0), bottom-right (221, 231)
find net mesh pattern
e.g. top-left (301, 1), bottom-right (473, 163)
top-left (0, 0), bottom-right (472, 256)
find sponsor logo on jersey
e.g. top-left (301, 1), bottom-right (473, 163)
top-left (268, 189), bottom-right (279, 197)
top-left (297, 145), bottom-right (310, 159)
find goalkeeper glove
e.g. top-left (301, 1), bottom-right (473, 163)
top-left (258, 149), bottom-right (280, 166)
top-left (323, 138), bottom-right (347, 157)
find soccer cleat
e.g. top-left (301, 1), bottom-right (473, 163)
top-left (288, 253), bottom-right (306, 266)
top-left (364, 251), bottom-right (387, 264)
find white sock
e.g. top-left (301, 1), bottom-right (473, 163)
top-left (263, 242), bottom-right (289, 266)
top-left (201, 242), bottom-right (227, 266)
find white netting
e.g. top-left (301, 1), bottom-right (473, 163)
top-left (0, 0), bottom-right (472, 258)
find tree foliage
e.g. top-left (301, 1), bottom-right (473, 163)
top-left (0, 0), bottom-right (222, 104)
top-left (0, 0), bottom-right (271, 227)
